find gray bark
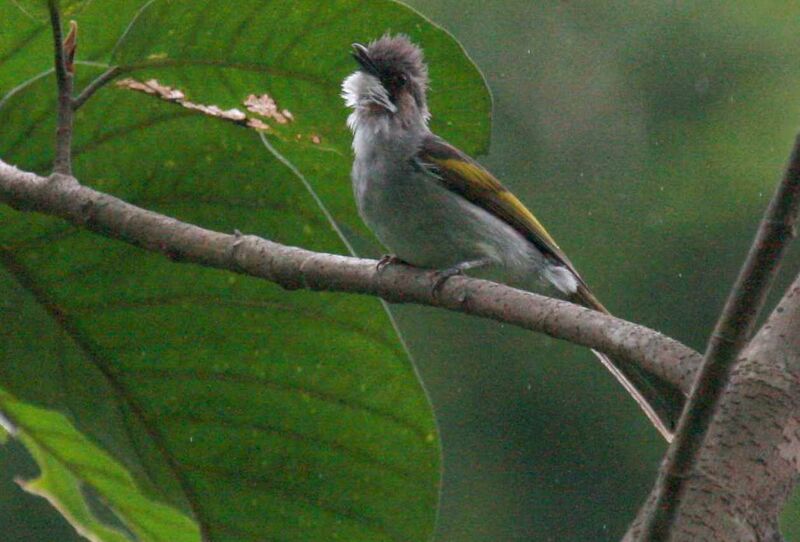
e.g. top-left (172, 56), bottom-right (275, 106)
top-left (0, 159), bottom-right (699, 394)
top-left (626, 277), bottom-right (800, 541)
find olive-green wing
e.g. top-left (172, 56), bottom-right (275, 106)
top-left (418, 137), bottom-right (685, 437)
top-left (417, 135), bottom-right (578, 274)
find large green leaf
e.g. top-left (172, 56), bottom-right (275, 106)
top-left (0, 1), bottom-right (491, 540)
top-left (0, 390), bottom-right (200, 542)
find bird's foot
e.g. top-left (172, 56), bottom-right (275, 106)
top-left (430, 266), bottom-right (464, 296)
top-left (376, 254), bottom-right (407, 274)
top-left (430, 258), bottom-right (494, 297)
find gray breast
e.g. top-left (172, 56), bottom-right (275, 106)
top-left (352, 157), bottom-right (544, 278)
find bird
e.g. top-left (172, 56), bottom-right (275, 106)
top-left (341, 34), bottom-right (684, 440)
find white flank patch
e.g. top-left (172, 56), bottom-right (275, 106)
top-left (543, 265), bottom-right (579, 294)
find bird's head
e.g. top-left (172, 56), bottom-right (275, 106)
top-left (342, 34), bottom-right (429, 132)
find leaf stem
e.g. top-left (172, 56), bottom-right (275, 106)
top-left (72, 66), bottom-right (122, 110)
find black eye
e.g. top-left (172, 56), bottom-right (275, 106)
top-left (381, 72), bottom-right (408, 93)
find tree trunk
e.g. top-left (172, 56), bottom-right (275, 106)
top-left (626, 277), bottom-right (800, 541)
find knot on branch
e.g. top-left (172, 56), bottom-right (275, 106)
top-left (47, 172), bottom-right (78, 187)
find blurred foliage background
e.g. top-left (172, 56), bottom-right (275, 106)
top-left (393, 1), bottom-right (800, 540)
top-left (3, 0), bottom-right (800, 540)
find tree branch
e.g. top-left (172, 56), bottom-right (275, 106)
top-left (47, 0), bottom-right (74, 175)
top-left (638, 133), bottom-right (800, 540)
top-left (0, 159), bottom-right (701, 401)
top-left (72, 66), bottom-right (122, 111)
top-left (626, 272), bottom-right (800, 541)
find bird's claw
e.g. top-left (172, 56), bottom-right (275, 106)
top-left (430, 266), bottom-right (464, 296)
top-left (376, 254), bottom-right (405, 274)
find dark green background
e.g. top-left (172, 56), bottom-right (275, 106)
top-left (395, 1), bottom-right (800, 540)
top-left (4, 0), bottom-right (800, 540)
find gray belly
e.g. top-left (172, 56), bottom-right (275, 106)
top-left (352, 160), bottom-right (543, 278)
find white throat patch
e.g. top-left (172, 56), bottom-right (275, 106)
top-left (341, 70), bottom-right (397, 127)
top-left (341, 71), bottom-right (396, 154)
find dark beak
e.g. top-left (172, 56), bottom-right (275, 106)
top-left (351, 43), bottom-right (379, 76)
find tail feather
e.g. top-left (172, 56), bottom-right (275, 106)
top-left (570, 284), bottom-right (685, 441)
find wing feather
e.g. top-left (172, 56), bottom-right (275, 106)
top-left (417, 135), bottom-right (685, 438)
top-left (417, 135), bottom-right (579, 276)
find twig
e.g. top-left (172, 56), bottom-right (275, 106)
top-left (72, 66), bottom-right (122, 110)
top-left (639, 133), bottom-right (800, 541)
top-left (47, 0), bottom-right (74, 175)
top-left (0, 159), bottom-right (702, 405)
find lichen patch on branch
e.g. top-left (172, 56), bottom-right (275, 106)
top-left (115, 78), bottom-right (293, 133)
top-left (114, 78), bottom-right (326, 144)
top-left (244, 93), bottom-right (293, 124)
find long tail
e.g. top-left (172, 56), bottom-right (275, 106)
top-left (569, 284), bottom-right (685, 441)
